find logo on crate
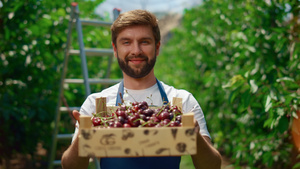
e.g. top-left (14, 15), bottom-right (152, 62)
top-left (171, 128), bottom-right (178, 139)
top-left (100, 134), bottom-right (116, 145)
top-left (81, 129), bottom-right (94, 140)
top-left (122, 129), bottom-right (134, 140)
top-left (176, 142), bottom-right (187, 153)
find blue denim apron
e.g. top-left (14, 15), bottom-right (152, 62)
top-left (100, 79), bottom-right (181, 169)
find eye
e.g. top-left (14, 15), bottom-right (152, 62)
top-left (141, 40), bottom-right (150, 44)
top-left (122, 41), bottom-right (130, 45)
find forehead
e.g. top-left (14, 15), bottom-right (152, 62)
top-left (117, 25), bottom-right (154, 40)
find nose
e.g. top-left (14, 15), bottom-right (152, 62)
top-left (131, 42), bottom-right (142, 56)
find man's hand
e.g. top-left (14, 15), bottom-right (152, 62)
top-left (191, 118), bottom-right (222, 169)
top-left (194, 119), bottom-right (200, 134)
top-left (72, 110), bottom-right (81, 124)
top-left (61, 110), bottom-right (90, 169)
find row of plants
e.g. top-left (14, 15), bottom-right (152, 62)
top-left (156, 0), bottom-right (299, 168)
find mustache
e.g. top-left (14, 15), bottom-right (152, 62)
top-left (125, 55), bottom-right (148, 62)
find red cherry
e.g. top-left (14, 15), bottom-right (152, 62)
top-left (158, 110), bottom-right (170, 120)
top-left (143, 108), bottom-right (154, 116)
top-left (169, 121), bottom-right (176, 127)
top-left (92, 117), bottom-right (101, 126)
top-left (116, 110), bottom-right (126, 118)
top-left (114, 121), bottom-right (123, 128)
top-left (176, 115), bottom-right (182, 122)
top-left (123, 123), bottom-right (131, 128)
top-left (108, 121), bottom-right (115, 127)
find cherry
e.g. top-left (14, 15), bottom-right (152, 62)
top-left (174, 120), bottom-right (181, 126)
top-left (137, 109), bottom-right (144, 115)
top-left (139, 114), bottom-right (147, 121)
top-left (176, 115), bottom-right (182, 122)
top-left (143, 108), bottom-right (154, 116)
top-left (138, 101), bottom-right (148, 110)
top-left (132, 105), bottom-right (139, 113)
top-left (163, 105), bottom-right (170, 111)
top-left (108, 121), bottom-right (115, 127)
top-left (123, 123), bottom-right (131, 128)
top-left (92, 117), bottom-right (102, 126)
top-left (155, 123), bottom-right (163, 127)
top-left (120, 105), bottom-right (127, 111)
top-left (117, 116), bottom-right (125, 124)
top-left (128, 116), bottom-right (140, 127)
top-left (169, 121), bottom-right (176, 127)
top-left (158, 110), bottom-right (170, 120)
top-left (149, 116), bottom-right (160, 124)
top-left (172, 108), bottom-right (181, 116)
top-left (161, 119), bottom-right (171, 126)
top-left (92, 101), bottom-right (183, 128)
top-left (145, 116), bottom-right (151, 121)
top-left (131, 102), bottom-right (139, 106)
top-left (145, 122), bottom-right (156, 127)
top-left (114, 121), bottom-right (123, 128)
top-left (169, 112), bottom-right (174, 120)
top-left (116, 110), bottom-right (126, 118)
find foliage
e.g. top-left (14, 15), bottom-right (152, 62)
top-left (156, 0), bottom-right (299, 168)
top-left (0, 0), bottom-right (118, 165)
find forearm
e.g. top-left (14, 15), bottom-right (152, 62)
top-left (61, 136), bottom-right (90, 169)
top-left (191, 134), bottom-right (222, 169)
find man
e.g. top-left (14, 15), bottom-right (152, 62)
top-left (61, 9), bottom-right (221, 169)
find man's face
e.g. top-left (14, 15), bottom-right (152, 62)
top-left (113, 25), bottom-right (160, 79)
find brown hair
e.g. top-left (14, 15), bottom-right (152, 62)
top-left (111, 9), bottom-right (161, 46)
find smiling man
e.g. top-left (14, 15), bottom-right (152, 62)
top-left (61, 9), bottom-right (221, 169)
top-left (115, 25), bottom-right (158, 80)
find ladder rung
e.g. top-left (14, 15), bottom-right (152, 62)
top-left (69, 48), bottom-right (113, 56)
top-left (57, 133), bottom-right (73, 140)
top-left (60, 107), bottom-right (80, 112)
top-left (53, 160), bottom-right (61, 166)
top-left (64, 78), bottom-right (122, 84)
top-left (81, 19), bottom-right (113, 27)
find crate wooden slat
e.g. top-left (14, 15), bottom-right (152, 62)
top-left (78, 97), bottom-right (197, 157)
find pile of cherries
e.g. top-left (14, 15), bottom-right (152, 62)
top-left (92, 101), bottom-right (183, 128)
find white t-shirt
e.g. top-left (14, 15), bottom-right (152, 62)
top-left (73, 81), bottom-right (211, 140)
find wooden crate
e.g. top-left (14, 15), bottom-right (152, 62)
top-left (78, 97), bottom-right (197, 157)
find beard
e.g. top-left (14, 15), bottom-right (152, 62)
top-left (117, 52), bottom-right (157, 79)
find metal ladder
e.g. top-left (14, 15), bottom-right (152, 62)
top-left (48, 3), bottom-right (121, 169)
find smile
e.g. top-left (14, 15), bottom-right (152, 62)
top-left (129, 59), bottom-right (145, 64)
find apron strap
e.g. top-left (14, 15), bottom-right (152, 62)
top-left (116, 80), bottom-right (124, 106)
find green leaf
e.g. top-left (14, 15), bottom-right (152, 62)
top-left (249, 79), bottom-right (258, 93)
top-left (263, 118), bottom-right (273, 128)
top-left (292, 162), bottom-right (300, 169)
top-left (265, 95), bottom-right (272, 112)
top-left (276, 77), bottom-right (295, 82)
top-left (277, 116), bottom-right (289, 134)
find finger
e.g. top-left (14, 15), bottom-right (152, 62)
top-left (72, 110), bottom-right (81, 124)
top-left (193, 119), bottom-right (200, 133)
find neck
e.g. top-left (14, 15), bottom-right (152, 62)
top-left (123, 70), bottom-right (156, 90)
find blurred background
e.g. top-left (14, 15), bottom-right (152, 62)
top-left (0, 0), bottom-right (299, 169)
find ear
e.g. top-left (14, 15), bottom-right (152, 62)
top-left (112, 42), bottom-right (117, 58)
top-left (155, 41), bottom-right (161, 56)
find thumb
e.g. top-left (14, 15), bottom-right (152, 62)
top-left (194, 119), bottom-right (200, 134)
top-left (72, 110), bottom-right (81, 124)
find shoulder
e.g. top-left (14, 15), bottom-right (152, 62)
top-left (160, 81), bottom-right (193, 99)
top-left (160, 81), bottom-right (199, 112)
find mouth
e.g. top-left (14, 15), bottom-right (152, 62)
top-left (127, 56), bottom-right (147, 65)
top-left (129, 58), bottom-right (145, 64)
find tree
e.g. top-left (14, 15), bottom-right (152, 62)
top-left (0, 0), bottom-right (116, 167)
top-left (156, 0), bottom-right (299, 168)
